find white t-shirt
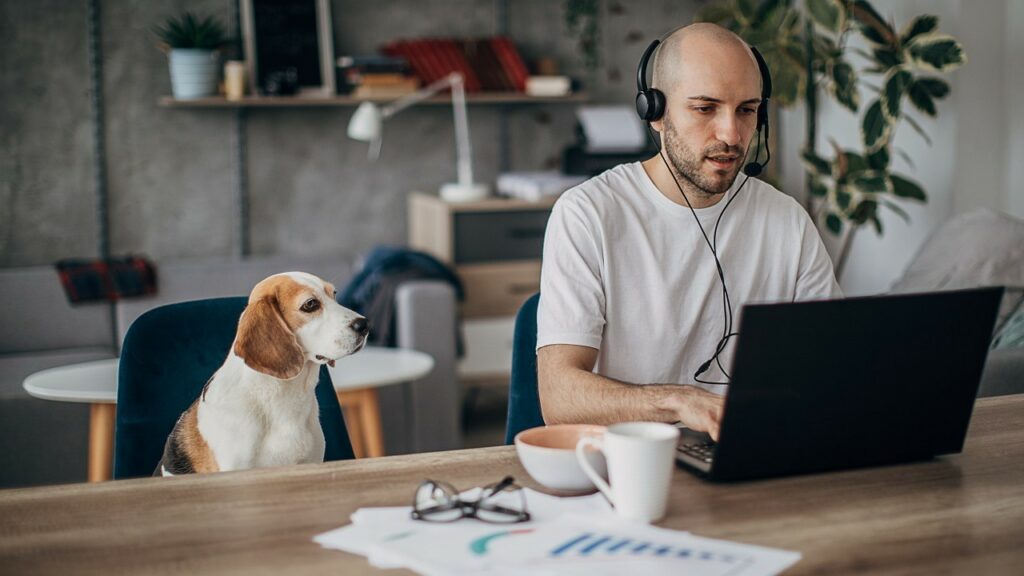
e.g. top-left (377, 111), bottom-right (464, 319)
top-left (537, 161), bottom-right (841, 394)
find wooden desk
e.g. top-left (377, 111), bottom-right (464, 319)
top-left (1, 395), bottom-right (1022, 575)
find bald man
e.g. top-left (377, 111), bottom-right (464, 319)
top-left (536, 24), bottom-right (841, 439)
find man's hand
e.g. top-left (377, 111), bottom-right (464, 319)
top-left (671, 386), bottom-right (725, 441)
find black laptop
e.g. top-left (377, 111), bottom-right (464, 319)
top-left (676, 287), bottom-right (1004, 482)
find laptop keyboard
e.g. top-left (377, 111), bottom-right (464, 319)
top-left (677, 441), bottom-right (716, 464)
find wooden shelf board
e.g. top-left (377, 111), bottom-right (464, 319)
top-left (159, 92), bottom-right (589, 108)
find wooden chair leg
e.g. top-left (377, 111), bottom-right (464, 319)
top-left (360, 388), bottom-right (385, 458)
top-left (338, 391), bottom-right (366, 459)
top-left (88, 403), bottom-right (116, 482)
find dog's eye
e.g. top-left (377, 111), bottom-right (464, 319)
top-left (300, 298), bottom-right (320, 313)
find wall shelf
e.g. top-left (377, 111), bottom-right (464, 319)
top-left (158, 92), bottom-right (588, 108)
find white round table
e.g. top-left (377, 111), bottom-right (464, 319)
top-left (22, 347), bottom-right (434, 481)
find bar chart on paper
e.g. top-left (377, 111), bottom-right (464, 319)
top-left (481, 518), bottom-right (801, 576)
top-left (549, 531), bottom-right (746, 564)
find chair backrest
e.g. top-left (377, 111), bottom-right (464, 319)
top-left (505, 293), bottom-right (543, 444)
top-left (114, 297), bottom-right (353, 479)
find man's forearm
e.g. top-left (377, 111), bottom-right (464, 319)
top-left (538, 365), bottom-right (688, 425)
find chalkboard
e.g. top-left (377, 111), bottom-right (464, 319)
top-left (242, 0), bottom-right (336, 96)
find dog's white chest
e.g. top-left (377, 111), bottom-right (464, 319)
top-left (198, 366), bottom-right (326, 471)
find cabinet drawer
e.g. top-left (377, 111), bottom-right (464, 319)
top-left (453, 210), bottom-right (550, 264)
top-left (458, 262), bottom-right (541, 318)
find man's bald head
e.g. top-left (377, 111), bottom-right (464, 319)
top-left (651, 23), bottom-right (762, 100)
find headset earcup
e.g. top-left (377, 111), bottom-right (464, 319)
top-left (649, 88), bottom-right (666, 121)
top-left (635, 92), bottom-right (652, 121)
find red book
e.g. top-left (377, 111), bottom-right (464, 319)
top-left (440, 38), bottom-right (482, 92)
top-left (478, 38), bottom-right (514, 91)
top-left (490, 36), bottom-right (529, 92)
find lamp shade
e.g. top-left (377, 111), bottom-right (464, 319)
top-left (347, 102), bottom-right (382, 142)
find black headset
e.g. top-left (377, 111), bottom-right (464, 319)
top-left (635, 36), bottom-right (773, 384)
top-left (636, 38), bottom-right (773, 176)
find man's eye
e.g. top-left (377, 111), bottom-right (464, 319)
top-left (740, 107), bottom-right (758, 115)
top-left (300, 299), bottom-right (321, 313)
top-left (694, 106), bottom-right (714, 114)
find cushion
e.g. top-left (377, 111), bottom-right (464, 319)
top-left (889, 208), bottom-right (1024, 331)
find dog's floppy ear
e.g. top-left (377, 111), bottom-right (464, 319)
top-left (234, 295), bottom-right (305, 379)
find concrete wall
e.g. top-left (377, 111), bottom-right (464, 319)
top-left (1, 0), bottom-right (699, 267)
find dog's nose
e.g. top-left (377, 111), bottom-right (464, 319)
top-left (350, 317), bottom-right (369, 336)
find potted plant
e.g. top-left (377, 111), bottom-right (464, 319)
top-left (153, 11), bottom-right (231, 99)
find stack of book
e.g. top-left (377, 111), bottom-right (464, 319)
top-left (382, 36), bottom-right (533, 93)
top-left (337, 55), bottom-right (419, 97)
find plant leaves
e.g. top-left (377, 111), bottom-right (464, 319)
top-left (908, 34), bottom-right (967, 72)
top-left (809, 178), bottom-right (828, 197)
top-left (843, 151), bottom-right (869, 175)
top-left (850, 0), bottom-right (896, 46)
top-left (825, 213), bottom-right (843, 234)
top-left (907, 81), bottom-right (937, 116)
top-left (807, 0), bottom-right (842, 33)
top-left (880, 198), bottom-right (910, 222)
top-left (895, 147), bottom-right (915, 169)
top-left (891, 174), bottom-right (927, 201)
top-left (903, 113), bottom-right (933, 145)
top-left (737, 0), bottom-right (759, 21)
top-left (802, 149), bottom-right (832, 176)
top-left (867, 146), bottom-right (890, 170)
top-left (871, 47), bottom-right (902, 70)
top-left (870, 213), bottom-right (884, 234)
top-left (831, 59), bottom-right (859, 111)
top-left (851, 171), bottom-right (889, 194)
top-left (901, 15), bottom-right (938, 45)
top-left (837, 187), bottom-right (852, 210)
top-left (915, 76), bottom-right (950, 99)
top-left (882, 69), bottom-right (912, 119)
top-left (695, 2), bottom-right (738, 24)
top-left (862, 99), bottom-right (891, 151)
top-left (850, 199), bottom-right (877, 225)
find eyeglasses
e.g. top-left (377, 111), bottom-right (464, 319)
top-left (411, 475), bottom-right (531, 524)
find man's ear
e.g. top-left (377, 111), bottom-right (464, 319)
top-left (234, 296), bottom-right (305, 379)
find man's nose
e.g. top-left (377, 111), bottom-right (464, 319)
top-left (714, 113), bottom-right (743, 147)
top-left (349, 317), bottom-right (369, 336)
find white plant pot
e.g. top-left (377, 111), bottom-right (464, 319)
top-left (169, 49), bottom-right (220, 99)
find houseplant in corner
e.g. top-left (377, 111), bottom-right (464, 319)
top-left (153, 11), bottom-right (231, 100)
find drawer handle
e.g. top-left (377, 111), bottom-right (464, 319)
top-left (507, 283), bottom-right (540, 295)
top-left (507, 227), bottom-right (546, 240)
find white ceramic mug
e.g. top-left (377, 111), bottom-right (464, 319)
top-left (575, 422), bottom-right (679, 523)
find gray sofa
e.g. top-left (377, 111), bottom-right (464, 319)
top-left (1, 255), bottom-right (460, 489)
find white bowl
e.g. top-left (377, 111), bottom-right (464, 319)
top-left (515, 424), bottom-right (608, 492)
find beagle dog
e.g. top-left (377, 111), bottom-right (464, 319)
top-left (157, 272), bottom-right (368, 476)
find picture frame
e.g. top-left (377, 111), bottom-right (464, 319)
top-left (240, 0), bottom-right (336, 97)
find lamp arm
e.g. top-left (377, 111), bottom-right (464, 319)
top-left (380, 72), bottom-right (461, 118)
top-left (381, 72), bottom-right (474, 188)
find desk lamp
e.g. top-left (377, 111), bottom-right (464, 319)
top-left (347, 72), bottom-right (490, 203)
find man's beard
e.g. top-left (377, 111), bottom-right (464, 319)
top-left (662, 114), bottom-right (746, 199)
